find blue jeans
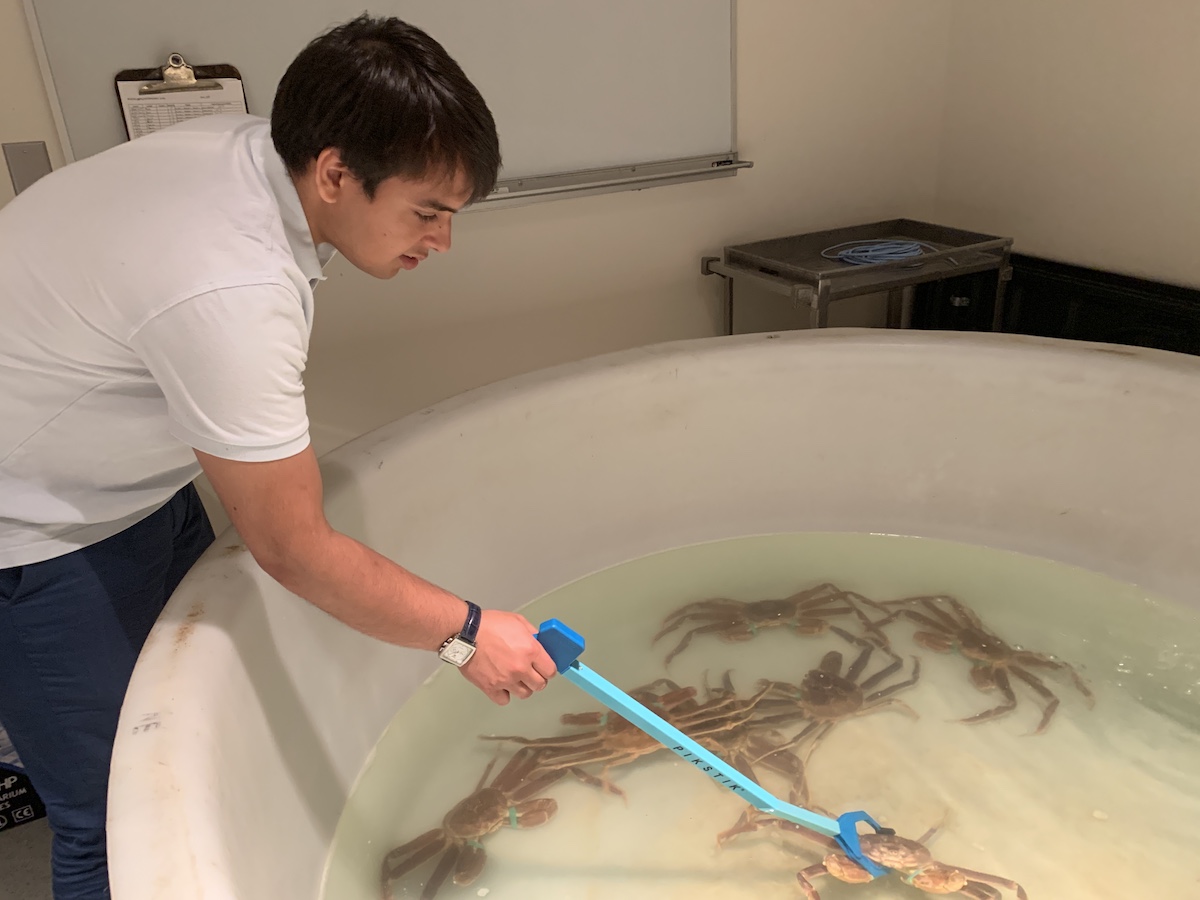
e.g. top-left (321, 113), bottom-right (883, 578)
top-left (0, 484), bottom-right (214, 899)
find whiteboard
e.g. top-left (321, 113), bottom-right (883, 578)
top-left (24, 1), bottom-right (741, 202)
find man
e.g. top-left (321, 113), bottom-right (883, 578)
top-left (0, 15), bottom-right (556, 899)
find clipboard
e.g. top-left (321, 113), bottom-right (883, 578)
top-left (114, 53), bottom-right (248, 142)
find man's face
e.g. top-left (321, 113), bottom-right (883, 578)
top-left (304, 150), bottom-right (476, 279)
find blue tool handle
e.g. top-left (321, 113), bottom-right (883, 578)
top-left (534, 619), bottom-right (889, 876)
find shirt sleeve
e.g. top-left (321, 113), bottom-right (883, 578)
top-left (127, 284), bottom-right (312, 462)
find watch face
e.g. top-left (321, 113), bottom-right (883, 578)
top-left (440, 638), bottom-right (475, 666)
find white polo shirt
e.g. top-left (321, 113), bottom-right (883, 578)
top-left (0, 114), bottom-right (334, 567)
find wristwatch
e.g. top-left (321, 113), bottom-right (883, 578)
top-left (438, 600), bottom-right (482, 667)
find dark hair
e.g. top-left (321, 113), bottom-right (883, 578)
top-left (271, 15), bottom-right (500, 203)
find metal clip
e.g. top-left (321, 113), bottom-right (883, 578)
top-left (139, 53), bottom-right (222, 94)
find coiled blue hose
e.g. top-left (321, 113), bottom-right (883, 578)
top-left (820, 239), bottom-right (939, 266)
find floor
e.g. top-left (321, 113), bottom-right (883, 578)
top-left (0, 818), bottom-right (53, 900)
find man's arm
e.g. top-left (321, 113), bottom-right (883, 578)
top-left (195, 445), bottom-right (555, 704)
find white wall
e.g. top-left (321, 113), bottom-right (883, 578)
top-left (301, 0), bottom-right (955, 449)
top-left (936, 0), bottom-right (1200, 288)
top-left (3, 0), bottom-right (954, 536)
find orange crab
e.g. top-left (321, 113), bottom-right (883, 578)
top-left (380, 746), bottom-right (574, 899)
top-left (479, 676), bottom-right (775, 798)
top-left (651, 582), bottom-right (891, 666)
top-left (867, 594), bottom-right (1093, 734)
top-left (720, 813), bottom-right (1029, 900)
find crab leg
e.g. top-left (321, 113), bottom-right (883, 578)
top-left (957, 885), bottom-right (1004, 900)
top-left (955, 869), bottom-right (1029, 900)
top-left (795, 864), bottom-right (830, 900)
top-left (417, 843), bottom-right (461, 900)
top-left (959, 667), bottom-right (1019, 725)
top-left (659, 621), bottom-right (741, 666)
top-left (827, 624), bottom-right (906, 686)
top-left (864, 657), bottom-right (922, 704)
top-left (1015, 651), bottom-right (1095, 706)
top-left (1008, 666), bottom-right (1060, 735)
top-left (380, 830), bottom-right (448, 892)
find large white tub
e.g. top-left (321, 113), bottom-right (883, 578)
top-left (107, 329), bottom-right (1200, 899)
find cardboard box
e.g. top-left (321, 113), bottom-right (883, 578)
top-left (0, 719), bottom-right (47, 832)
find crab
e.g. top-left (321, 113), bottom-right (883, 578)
top-left (867, 594), bottom-right (1093, 734)
top-left (380, 745), bottom-right (574, 899)
top-left (479, 676), bottom-right (775, 798)
top-left (720, 813), bottom-right (1029, 899)
top-left (650, 582), bottom-right (891, 667)
top-left (750, 624), bottom-right (922, 764)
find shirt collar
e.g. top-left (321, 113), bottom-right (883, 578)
top-left (258, 132), bottom-right (336, 289)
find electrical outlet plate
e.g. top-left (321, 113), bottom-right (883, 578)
top-left (3, 141), bottom-right (53, 195)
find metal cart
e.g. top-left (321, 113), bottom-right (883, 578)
top-left (702, 218), bottom-right (1014, 333)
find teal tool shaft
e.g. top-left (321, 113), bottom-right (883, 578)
top-left (558, 660), bottom-right (839, 836)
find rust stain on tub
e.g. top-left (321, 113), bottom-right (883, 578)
top-left (173, 601), bottom-right (206, 651)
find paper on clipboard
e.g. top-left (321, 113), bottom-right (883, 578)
top-left (117, 78), bottom-right (247, 140)
top-left (114, 54), bottom-right (248, 141)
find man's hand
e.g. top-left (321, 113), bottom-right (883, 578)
top-left (461, 610), bottom-right (558, 704)
top-left (194, 446), bottom-right (555, 702)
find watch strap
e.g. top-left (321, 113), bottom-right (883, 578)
top-left (461, 600), bottom-right (482, 643)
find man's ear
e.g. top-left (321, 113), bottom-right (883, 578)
top-left (312, 147), bottom-right (353, 204)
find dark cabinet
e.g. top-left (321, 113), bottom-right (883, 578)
top-left (910, 269), bottom-right (1001, 333)
top-left (912, 253), bottom-right (1200, 356)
